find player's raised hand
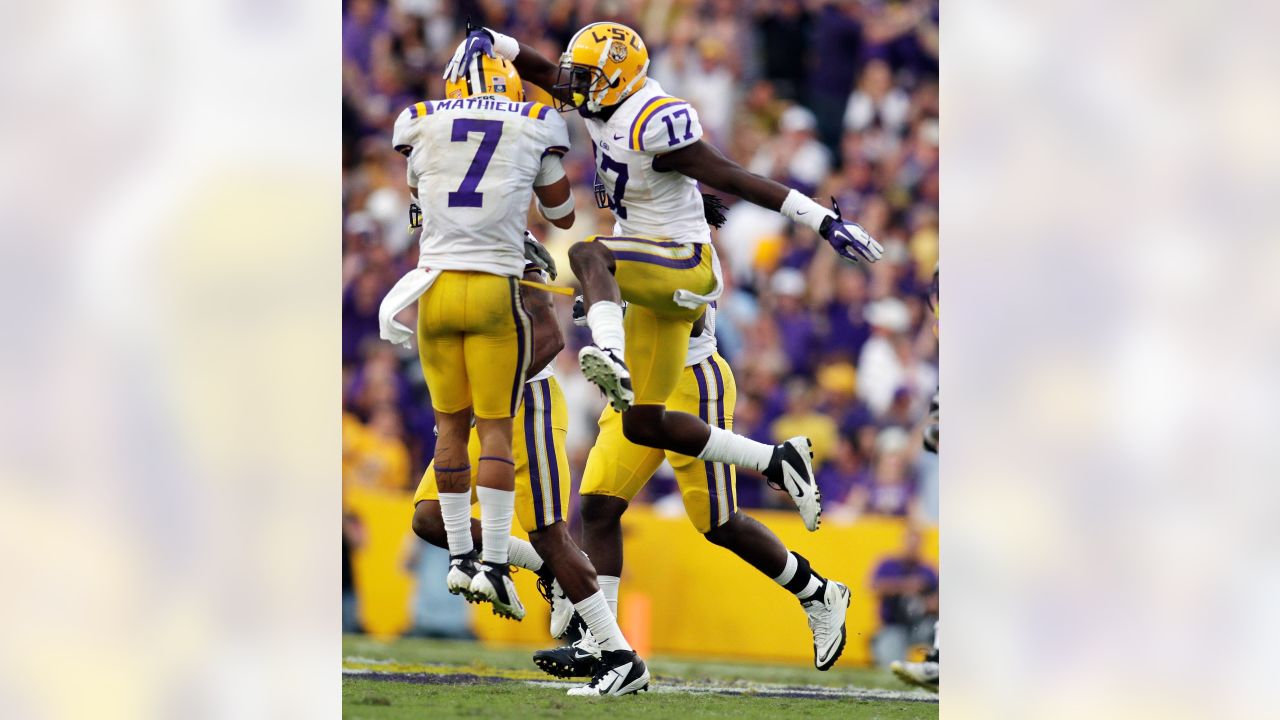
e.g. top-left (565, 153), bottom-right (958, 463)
top-left (819, 197), bottom-right (883, 265)
top-left (523, 230), bottom-right (557, 280)
top-left (443, 26), bottom-right (495, 83)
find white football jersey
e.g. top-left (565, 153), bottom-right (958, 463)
top-left (582, 80), bottom-right (711, 245)
top-left (393, 97), bottom-right (569, 276)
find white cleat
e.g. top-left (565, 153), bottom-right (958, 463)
top-left (891, 659), bottom-right (939, 692)
top-left (566, 649), bottom-right (650, 696)
top-left (468, 563), bottom-right (526, 621)
top-left (549, 580), bottom-right (573, 639)
top-left (765, 436), bottom-right (822, 531)
top-left (535, 570), bottom-right (575, 639)
top-left (578, 346), bottom-right (634, 412)
top-left (803, 579), bottom-right (851, 671)
top-left (446, 551), bottom-right (482, 600)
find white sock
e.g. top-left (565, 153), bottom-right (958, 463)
top-left (438, 491), bottom-right (475, 556)
top-left (598, 575), bottom-right (621, 617)
top-left (697, 426), bottom-right (774, 472)
top-left (476, 486), bottom-right (515, 565)
top-left (574, 590), bottom-right (632, 652)
top-left (586, 301), bottom-right (626, 354)
top-left (507, 537), bottom-right (543, 572)
top-left (772, 552), bottom-right (799, 586)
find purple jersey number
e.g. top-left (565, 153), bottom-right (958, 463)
top-left (597, 150), bottom-right (629, 219)
top-left (660, 107), bottom-right (693, 145)
top-left (447, 118), bottom-right (503, 208)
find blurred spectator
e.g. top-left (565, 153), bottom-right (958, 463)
top-left (844, 59), bottom-right (911, 136)
top-left (869, 528), bottom-right (938, 667)
top-left (857, 297), bottom-right (937, 417)
top-left (748, 105), bottom-right (832, 197)
top-left (401, 535), bottom-right (473, 639)
top-left (807, 0), bottom-right (865, 159)
top-left (815, 436), bottom-right (866, 507)
top-left (843, 427), bottom-right (919, 518)
top-left (344, 405), bottom-right (411, 491)
top-left (342, 507), bottom-right (365, 634)
top-left (771, 379), bottom-right (839, 467)
top-left (753, 0), bottom-right (810, 101)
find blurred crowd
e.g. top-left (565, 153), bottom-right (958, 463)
top-left (343, 0), bottom-right (939, 528)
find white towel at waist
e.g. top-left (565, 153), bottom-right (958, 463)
top-left (378, 267), bottom-right (443, 348)
top-left (672, 243), bottom-right (725, 309)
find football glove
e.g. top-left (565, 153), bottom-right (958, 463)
top-left (819, 197), bottom-right (883, 265)
top-left (442, 19), bottom-right (519, 83)
top-left (523, 230), bottom-right (557, 281)
top-left (443, 29), bottom-right (493, 83)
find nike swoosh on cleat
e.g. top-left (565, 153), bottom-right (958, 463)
top-left (783, 465), bottom-right (806, 496)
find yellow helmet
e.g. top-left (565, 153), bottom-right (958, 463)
top-left (444, 53), bottom-right (524, 102)
top-left (553, 22), bottom-right (649, 113)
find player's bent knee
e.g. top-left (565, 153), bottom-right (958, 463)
top-left (528, 520), bottom-right (570, 550)
top-left (568, 239), bottom-right (613, 270)
top-left (581, 494), bottom-right (628, 527)
top-left (411, 501), bottom-right (448, 549)
top-left (701, 512), bottom-right (743, 546)
top-left (620, 406), bottom-right (665, 448)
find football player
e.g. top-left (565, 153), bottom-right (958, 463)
top-left (531, 302), bottom-right (851, 675)
top-left (444, 22), bottom-right (882, 536)
top-left (390, 57), bottom-right (649, 695)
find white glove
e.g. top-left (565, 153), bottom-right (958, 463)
top-left (522, 230), bottom-right (557, 280)
top-left (442, 27), bottom-right (520, 83)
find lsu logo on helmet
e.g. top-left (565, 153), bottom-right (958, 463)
top-left (553, 22), bottom-right (649, 113)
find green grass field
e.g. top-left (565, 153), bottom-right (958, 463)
top-left (343, 634), bottom-right (938, 719)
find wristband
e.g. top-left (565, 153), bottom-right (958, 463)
top-left (780, 189), bottom-right (834, 234)
top-left (489, 29), bottom-right (520, 61)
top-left (537, 193), bottom-right (575, 220)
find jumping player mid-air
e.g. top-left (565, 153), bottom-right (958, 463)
top-left (385, 55), bottom-right (649, 696)
top-left (444, 21), bottom-right (883, 536)
top-left (530, 302), bottom-right (854, 675)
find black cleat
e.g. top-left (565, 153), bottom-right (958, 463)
top-left (567, 648), bottom-right (650, 696)
top-left (533, 629), bottom-right (601, 679)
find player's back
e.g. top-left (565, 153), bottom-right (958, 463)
top-left (394, 97), bottom-right (568, 276)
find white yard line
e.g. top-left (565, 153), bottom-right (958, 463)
top-left (342, 667), bottom-right (938, 704)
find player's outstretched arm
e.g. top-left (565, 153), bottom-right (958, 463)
top-left (654, 140), bottom-right (884, 264)
top-left (521, 266), bottom-right (565, 376)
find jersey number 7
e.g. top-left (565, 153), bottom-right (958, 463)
top-left (596, 151), bottom-right (629, 219)
top-left (448, 119), bottom-right (503, 208)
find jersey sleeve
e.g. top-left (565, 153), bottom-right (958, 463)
top-left (630, 97), bottom-right (703, 154)
top-left (538, 109), bottom-right (571, 159)
top-left (393, 102), bottom-right (431, 187)
top-left (391, 103), bottom-right (427, 155)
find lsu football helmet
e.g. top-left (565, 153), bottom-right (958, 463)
top-left (444, 53), bottom-right (524, 103)
top-left (553, 22), bottom-right (649, 113)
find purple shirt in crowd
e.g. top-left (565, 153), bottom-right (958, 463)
top-left (872, 558), bottom-right (938, 624)
top-left (808, 4), bottom-right (864, 97)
